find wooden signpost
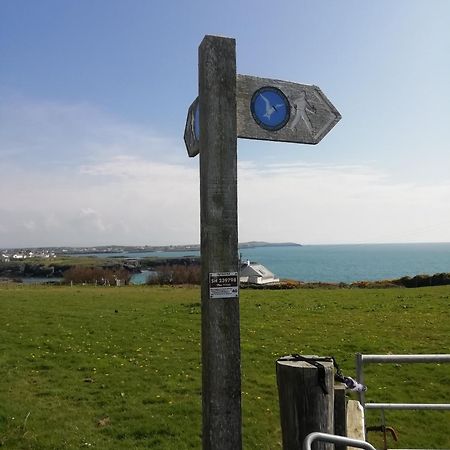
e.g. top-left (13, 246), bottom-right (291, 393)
top-left (184, 97), bottom-right (199, 157)
top-left (184, 35), bottom-right (341, 450)
top-left (236, 75), bottom-right (341, 144)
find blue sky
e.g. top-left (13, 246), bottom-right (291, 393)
top-left (1, 0), bottom-right (450, 247)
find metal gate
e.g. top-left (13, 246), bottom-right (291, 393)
top-left (355, 354), bottom-right (450, 434)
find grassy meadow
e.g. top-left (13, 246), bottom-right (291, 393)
top-left (0, 284), bottom-right (449, 449)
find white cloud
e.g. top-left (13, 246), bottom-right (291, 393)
top-left (1, 95), bottom-right (450, 247)
top-left (0, 95), bottom-right (184, 166)
top-left (0, 157), bottom-right (199, 247)
top-left (0, 96), bottom-right (198, 247)
top-left (23, 220), bottom-right (37, 232)
top-left (237, 162), bottom-right (450, 245)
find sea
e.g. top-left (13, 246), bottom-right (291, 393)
top-left (88, 242), bottom-right (450, 284)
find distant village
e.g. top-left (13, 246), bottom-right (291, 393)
top-left (0, 244), bottom-right (199, 262)
top-left (1, 249), bottom-right (57, 262)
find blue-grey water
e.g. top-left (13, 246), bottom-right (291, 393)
top-left (89, 243), bottom-right (450, 283)
top-left (240, 243), bottom-right (450, 283)
top-left (130, 270), bottom-right (156, 285)
top-left (21, 276), bottom-right (63, 285)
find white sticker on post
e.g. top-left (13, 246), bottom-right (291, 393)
top-left (209, 272), bottom-right (239, 299)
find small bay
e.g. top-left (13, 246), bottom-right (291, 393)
top-left (239, 243), bottom-right (450, 283)
top-left (92, 242), bottom-right (450, 283)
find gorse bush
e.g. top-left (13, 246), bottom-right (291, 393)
top-left (147, 264), bottom-right (201, 285)
top-left (394, 272), bottom-right (450, 288)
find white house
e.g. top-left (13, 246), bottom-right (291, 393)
top-left (240, 261), bottom-right (279, 285)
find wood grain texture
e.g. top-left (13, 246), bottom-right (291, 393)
top-left (199, 35), bottom-right (241, 450)
top-left (276, 359), bottom-right (334, 450)
top-left (184, 97), bottom-right (199, 157)
top-left (334, 383), bottom-right (348, 450)
top-left (237, 74), bottom-right (341, 144)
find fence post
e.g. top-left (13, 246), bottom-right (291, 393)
top-left (334, 383), bottom-right (347, 450)
top-left (346, 400), bottom-right (365, 443)
top-left (276, 358), bottom-right (334, 450)
top-left (355, 353), bottom-right (365, 407)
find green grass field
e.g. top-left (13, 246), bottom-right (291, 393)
top-left (0, 284), bottom-right (449, 449)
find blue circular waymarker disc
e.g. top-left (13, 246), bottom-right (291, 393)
top-left (251, 87), bottom-right (290, 131)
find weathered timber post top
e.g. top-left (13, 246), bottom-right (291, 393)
top-left (184, 37), bottom-right (341, 157)
top-left (183, 34), bottom-right (341, 450)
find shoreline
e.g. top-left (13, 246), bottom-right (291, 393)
top-left (4, 270), bottom-right (450, 290)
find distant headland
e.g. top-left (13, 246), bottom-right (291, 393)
top-left (238, 241), bottom-right (301, 249)
top-left (1, 241), bottom-right (301, 258)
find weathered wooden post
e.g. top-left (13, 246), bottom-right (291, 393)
top-left (276, 358), bottom-right (334, 450)
top-left (334, 383), bottom-right (347, 450)
top-left (199, 35), bottom-right (241, 450)
top-left (184, 34), bottom-right (341, 450)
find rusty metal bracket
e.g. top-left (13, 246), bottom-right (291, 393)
top-left (367, 425), bottom-right (398, 450)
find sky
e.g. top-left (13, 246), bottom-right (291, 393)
top-left (1, 0), bottom-right (450, 247)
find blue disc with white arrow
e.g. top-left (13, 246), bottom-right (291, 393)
top-left (250, 86), bottom-right (290, 131)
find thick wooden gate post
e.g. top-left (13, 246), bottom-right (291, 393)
top-left (199, 36), bottom-right (241, 449)
top-left (276, 358), bottom-right (334, 450)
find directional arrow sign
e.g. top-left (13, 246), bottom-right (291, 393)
top-left (236, 74), bottom-right (341, 145)
top-left (185, 75), bottom-right (340, 156)
top-left (184, 97), bottom-right (200, 157)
